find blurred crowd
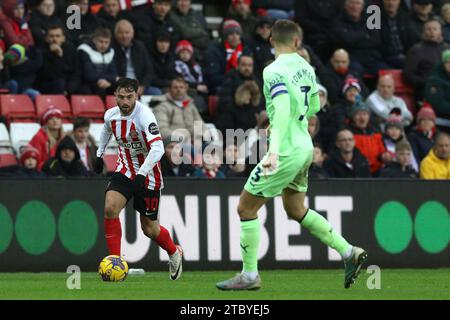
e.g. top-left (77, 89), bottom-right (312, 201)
top-left (0, 0), bottom-right (450, 180)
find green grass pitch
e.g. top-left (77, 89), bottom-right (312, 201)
top-left (0, 269), bottom-right (449, 300)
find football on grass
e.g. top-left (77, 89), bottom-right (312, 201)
top-left (98, 255), bottom-right (128, 282)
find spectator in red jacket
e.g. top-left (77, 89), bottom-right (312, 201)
top-left (0, 0), bottom-right (34, 49)
top-left (348, 100), bottom-right (392, 174)
top-left (29, 106), bottom-right (65, 169)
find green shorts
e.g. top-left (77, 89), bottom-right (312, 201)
top-left (244, 150), bottom-right (313, 198)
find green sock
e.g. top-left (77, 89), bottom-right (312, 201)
top-left (240, 218), bottom-right (260, 273)
top-left (301, 209), bottom-right (351, 258)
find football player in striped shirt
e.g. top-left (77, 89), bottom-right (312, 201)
top-left (95, 77), bottom-right (183, 280)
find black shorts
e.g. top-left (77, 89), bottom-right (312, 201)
top-left (105, 172), bottom-right (160, 221)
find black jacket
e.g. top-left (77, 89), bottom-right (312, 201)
top-left (407, 128), bottom-right (436, 165)
top-left (323, 147), bottom-right (371, 178)
top-left (160, 155), bottom-right (195, 177)
top-left (113, 39), bottom-right (153, 87)
top-left (215, 69), bottom-right (262, 134)
top-left (248, 33), bottom-right (274, 80)
top-left (380, 8), bottom-right (418, 58)
top-left (295, 0), bottom-right (343, 43)
top-left (77, 41), bottom-right (117, 86)
top-left (37, 41), bottom-right (80, 94)
top-left (378, 162), bottom-right (418, 178)
top-left (42, 136), bottom-right (88, 177)
top-left (205, 39), bottom-right (253, 94)
top-left (319, 64), bottom-right (369, 103)
top-left (149, 46), bottom-right (177, 89)
top-left (29, 11), bottom-right (64, 46)
top-left (123, 6), bottom-right (179, 52)
top-left (331, 12), bottom-right (384, 64)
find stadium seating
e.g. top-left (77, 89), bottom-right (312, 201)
top-left (0, 153), bottom-right (18, 168)
top-left (105, 95), bottom-right (116, 110)
top-left (71, 95), bottom-right (105, 122)
top-left (35, 95), bottom-right (72, 122)
top-left (9, 122), bottom-right (41, 155)
top-left (0, 123), bottom-right (12, 149)
top-left (0, 95), bottom-right (37, 124)
top-left (379, 69), bottom-right (416, 115)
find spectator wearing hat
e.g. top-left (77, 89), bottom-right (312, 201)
top-left (174, 39), bottom-right (208, 114)
top-left (348, 100), bottom-right (391, 174)
top-left (16, 146), bottom-right (46, 177)
top-left (28, 0), bottom-right (63, 47)
top-left (382, 114), bottom-right (409, 160)
top-left (36, 24), bottom-right (80, 95)
top-left (0, 145), bottom-right (46, 177)
top-left (215, 54), bottom-right (263, 135)
top-left (205, 19), bottom-right (252, 94)
top-left (420, 132), bottom-right (450, 179)
top-left (367, 74), bottom-right (413, 127)
top-left (425, 49), bottom-right (450, 131)
top-left (67, 117), bottom-right (104, 175)
top-left (329, 76), bottom-right (365, 131)
top-left (225, 0), bottom-right (257, 40)
top-left (124, 0), bottom-right (179, 53)
top-left (409, 0), bottom-right (435, 40)
top-left (323, 128), bottom-right (371, 178)
top-left (249, 15), bottom-right (274, 80)
top-left (331, 0), bottom-right (389, 76)
top-left (320, 49), bottom-right (368, 104)
top-left (0, 0), bottom-right (34, 49)
top-left (112, 19), bottom-right (156, 96)
top-left (148, 31), bottom-right (178, 94)
top-left (0, 39), bottom-right (18, 94)
top-left (160, 137), bottom-right (196, 177)
top-left (404, 18), bottom-right (450, 99)
top-left (170, 0), bottom-right (209, 61)
top-left (407, 104), bottom-right (438, 170)
top-left (378, 141), bottom-right (418, 178)
top-left (42, 135), bottom-right (88, 177)
top-left (294, 0), bottom-right (343, 62)
top-left (29, 106), bottom-right (65, 170)
top-left (380, 0), bottom-right (418, 69)
top-left (78, 27), bottom-right (117, 95)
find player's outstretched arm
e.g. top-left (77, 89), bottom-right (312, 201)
top-left (95, 116), bottom-right (113, 174)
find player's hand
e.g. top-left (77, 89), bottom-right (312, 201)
top-left (94, 157), bottom-right (104, 174)
top-left (133, 174), bottom-right (146, 198)
top-left (262, 153), bottom-right (278, 176)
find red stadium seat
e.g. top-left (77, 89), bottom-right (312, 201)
top-left (103, 153), bottom-right (118, 172)
top-left (208, 95), bottom-right (219, 118)
top-left (70, 95), bottom-right (105, 122)
top-left (0, 153), bottom-right (18, 168)
top-left (35, 95), bottom-right (72, 121)
top-left (378, 69), bottom-right (414, 94)
top-left (105, 95), bottom-right (116, 110)
top-left (379, 69), bottom-right (417, 115)
top-left (0, 94), bottom-right (37, 124)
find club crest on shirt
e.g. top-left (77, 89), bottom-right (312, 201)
top-left (149, 122), bottom-right (159, 135)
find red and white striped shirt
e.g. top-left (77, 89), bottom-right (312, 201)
top-left (97, 101), bottom-right (164, 190)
